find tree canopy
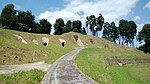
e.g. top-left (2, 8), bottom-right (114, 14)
top-left (86, 13), bottom-right (104, 36)
top-left (1, 4), bottom-right (17, 30)
top-left (138, 24), bottom-right (150, 53)
top-left (72, 20), bottom-right (82, 33)
top-left (63, 20), bottom-right (72, 33)
top-left (119, 19), bottom-right (137, 46)
top-left (0, 4), bottom-right (52, 34)
top-left (54, 18), bottom-right (65, 35)
top-left (111, 21), bottom-right (120, 43)
top-left (39, 19), bottom-right (52, 34)
top-left (17, 11), bottom-right (35, 32)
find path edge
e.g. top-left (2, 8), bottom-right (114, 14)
top-left (72, 48), bottom-right (98, 84)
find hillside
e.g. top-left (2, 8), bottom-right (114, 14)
top-left (0, 28), bottom-right (100, 65)
top-left (0, 29), bottom-right (150, 84)
top-left (74, 35), bottom-right (150, 83)
top-left (0, 28), bottom-right (149, 65)
top-left (0, 29), bottom-right (78, 65)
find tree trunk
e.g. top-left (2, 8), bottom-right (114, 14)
top-left (132, 40), bottom-right (134, 47)
top-left (119, 37), bottom-right (121, 44)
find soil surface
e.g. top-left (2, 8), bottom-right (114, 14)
top-left (41, 47), bottom-right (96, 84)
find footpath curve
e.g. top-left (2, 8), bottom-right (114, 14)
top-left (41, 47), bottom-right (96, 84)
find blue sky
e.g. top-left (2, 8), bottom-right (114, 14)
top-left (0, 0), bottom-right (67, 19)
top-left (0, 0), bottom-right (150, 24)
top-left (126, 0), bottom-right (150, 24)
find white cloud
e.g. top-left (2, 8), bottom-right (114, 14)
top-left (134, 23), bottom-right (144, 47)
top-left (137, 23), bottom-right (144, 33)
top-left (138, 20), bottom-right (150, 30)
top-left (134, 22), bottom-right (147, 47)
top-left (39, 10), bottom-right (82, 24)
top-left (14, 4), bottom-right (22, 10)
top-left (39, 0), bottom-right (139, 25)
top-left (134, 16), bottom-right (141, 21)
top-left (144, 1), bottom-right (150, 9)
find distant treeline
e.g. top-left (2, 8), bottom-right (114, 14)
top-left (0, 4), bottom-right (149, 53)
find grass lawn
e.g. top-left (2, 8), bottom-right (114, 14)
top-left (74, 42), bottom-right (150, 84)
top-left (0, 69), bottom-right (45, 84)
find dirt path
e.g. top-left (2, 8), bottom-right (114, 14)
top-left (41, 47), bottom-right (96, 84)
top-left (0, 61), bottom-right (51, 74)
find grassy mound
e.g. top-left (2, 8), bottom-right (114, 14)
top-left (74, 38), bottom-right (150, 84)
top-left (1, 28), bottom-right (150, 83)
top-left (0, 28), bottom-right (105, 65)
top-left (0, 29), bottom-right (81, 65)
top-left (0, 69), bottom-right (44, 84)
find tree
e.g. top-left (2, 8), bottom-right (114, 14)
top-left (110, 21), bottom-right (119, 43)
top-left (39, 19), bottom-right (52, 34)
top-left (127, 21), bottom-right (137, 46)
top-left (81, 27), bottom-right (87, 35)
top-left (63, 20), bottom-right (72, 33)
top-left (86, 16), bottom-right (90, 34)
top-left (137, 24), bottom-right (150, 53)
top-left (86, 13), bottom-right (104, 36)
top-left (96, 13), bottom-right (104, 36)
top-left (119, 19), bottom-right (129, 45)
top-left (102, 22), bottom-right (112, 41)
top-left (1, 4), bottom-right (18, 30)
top-left (76, 20), bottom-right (82, 33)
top-left (119, 19), bottom-right (137, 46)
top-left (102, 21), bottom-right (120, 43)
top-left (54, 18), bottom-right (65, 35)
top-left (86, 15), bottom-right (96, 36)
top-left (30, 22), bottom-right (42, 33)
top-left (18, 23), bottom-right (28, 31)
top-left (17, 11), bottom-right (35, 32)
top-left (72, 20), bottom-right (82, 33)
top-left (72, 21), bottom-right (78, 32)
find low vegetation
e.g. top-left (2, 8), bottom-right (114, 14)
top-left (0, 28), bottom-right (94, 83)
top-left (74, 38), bottom-right (150, 84)
top-left (0, 69), bottom-right (44, 84)
top-left (0, 28), bottom-right (150, 83)
top-left (0, 28), bottom-right (78, 65)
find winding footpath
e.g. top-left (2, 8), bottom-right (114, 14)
top-left (41, 47), bottom-right (96, 84)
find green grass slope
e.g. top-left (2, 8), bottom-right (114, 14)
top-left (75, 37), bottom-right (150, 84)
top-left (0, 29), bottom-right (82, 65)
top-left (0, 28), bottom-right (98, 83)
top-left (1, 28), bottom-right (150, 84)
top-left (0, 28), bottom-right (106, 65)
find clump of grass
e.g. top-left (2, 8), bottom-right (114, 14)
top-left (0, 69), bottom-right (45, 84)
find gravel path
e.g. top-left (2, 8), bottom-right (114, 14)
top-left (41, 47), bottom-right (96, 84)
top-left (0, 61), bottom-right (51, 74)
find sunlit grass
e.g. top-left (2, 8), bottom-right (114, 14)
top-left (0, 69), bottom-right (45, 84)
top-left (75, 43), bottom-right (150, 84)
